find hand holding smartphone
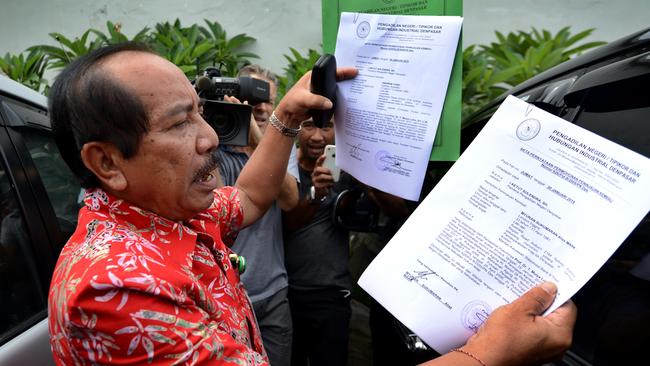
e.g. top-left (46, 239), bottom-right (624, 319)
top-left (309, 54), bottom-right (337, 128)
top-left (323, 144), bottom-right (341, 182)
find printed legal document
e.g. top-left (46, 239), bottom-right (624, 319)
top-left (359, 96), bottom-right (650, 353)
top-left (333, 12), bottom-right (462, 200)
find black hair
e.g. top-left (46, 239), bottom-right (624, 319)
top-left (48, 42), bottom-right (154, 188)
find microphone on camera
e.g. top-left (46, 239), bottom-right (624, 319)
top-left (195, 75), bottom-right (213, 92)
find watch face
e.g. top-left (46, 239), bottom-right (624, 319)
top-left (357, 21), bottom-right (371, 38)
top-left (516, 118), bottom-right (541, 141)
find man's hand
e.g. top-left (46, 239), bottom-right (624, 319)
top-left (236, 67), bottom-right (357, 228)
top-left (463, 282), bottom-right (577, 366)
top-left (418, 282), bottom-right (576, 366)
top-left (246, 112), bottom-right (264, 149)
top-left (223, 95), bottom-right (263, 150)
top-left (311, 154), bottom-right (335, 200)
top-left (274, 67), bottom-right (358, 129)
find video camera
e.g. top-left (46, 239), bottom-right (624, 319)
top-left (194, 67), bottom-right (271, 146)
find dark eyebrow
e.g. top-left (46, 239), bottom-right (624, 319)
top-left (164, 101), bottom-right (194, 119)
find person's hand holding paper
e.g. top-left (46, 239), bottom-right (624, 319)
top-left (360, 96), bottom-right (650, 353)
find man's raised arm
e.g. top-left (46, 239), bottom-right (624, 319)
top-left (235, 67), bottom-right (357, 227)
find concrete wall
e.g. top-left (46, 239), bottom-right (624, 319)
top-left (1, 0), bottom-right (648, 77)
top-left (464, 0), bottom-right (649, 48)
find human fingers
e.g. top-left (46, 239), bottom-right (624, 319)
top-left (528, 299), bottom-right (576, 363)
top-left (301, 67), bottom-right (357, 106)
top-left (463, 283), bottom-right (567, 366)
top-left (274, 67), bottom-right (357, 127)
top-left (295, 66), bottom-right (358, 86)
top-left (275, 86), bottom-right (331, 127)
top-left (300, 88), bottom-right (334, 111)
top-left (335, 66), bottom-right (358, 81)
top-left (545, 299), bottom-right (577, 329)
top-left (223, 95), bottom-right (242, 104)
top-left (312, 166), bottom-right (334, 185)
top-left (510, 281), bottom-right (557, 315)
top-left (315, 154), bottom-right (326, 167)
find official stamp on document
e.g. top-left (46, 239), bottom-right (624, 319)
top-left (516, 118), bottom-right (541, 141)
top-left (461, 300), bottom-right (492, 333)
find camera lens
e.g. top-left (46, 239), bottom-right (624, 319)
top-left (200, 100), bottom-right (251, 146)
top-left (209, 111), bottom-right (241, 142)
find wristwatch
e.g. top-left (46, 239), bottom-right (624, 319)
top-left (309, 185), bottom-right (327, 204)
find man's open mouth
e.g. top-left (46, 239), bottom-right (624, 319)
top-left (194, 154), bottom-right (220, 183)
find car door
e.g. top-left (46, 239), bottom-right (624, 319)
top-left (459, 44), bottom-right (650, 366)
top-left (0, 90), bottom-right (82, 365)
top-left (559, 50), bottom-right (650, 366)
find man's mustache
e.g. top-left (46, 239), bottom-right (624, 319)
top-left (193, 153), bottom-right (220, 182)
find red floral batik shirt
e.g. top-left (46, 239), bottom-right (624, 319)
top-left (48, 188), bottom-right (268, 365)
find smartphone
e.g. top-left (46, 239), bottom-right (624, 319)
top-left (323, 144), bottom-right (341, 182)
top-left (309, 54), bottom-right (337, 128)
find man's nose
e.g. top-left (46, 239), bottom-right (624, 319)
top-left (310, 128), bottom-right (325, 141)
top-left (198, 117), bottom-right (219, 153)
top-left (254, 104), bottom-right (269, 114)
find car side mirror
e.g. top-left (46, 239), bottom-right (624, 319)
top-left (332, 188), bottom-right (380, 232)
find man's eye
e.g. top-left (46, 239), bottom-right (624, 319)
top-left (173, 120), bottom-right (189, 129)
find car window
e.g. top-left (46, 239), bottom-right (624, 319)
top-left (572, 74), bottom-right (650, 157)
top-left (1, 97), bottom-right (82, 237)
top-left (0, 165), bottom-right (46, 344)
top-left (20, 129), bottom-right (82, 235)
top-left (567, 73), bottom-right (650, 365)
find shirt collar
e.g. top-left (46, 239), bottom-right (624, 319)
top-left (84, 188), bottom-right (181, 230)
top-left (82, 188), bottom-right (223, 261)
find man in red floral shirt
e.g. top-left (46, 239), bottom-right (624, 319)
top-left (47, 43), bottom-right (353, 365)
top-left (47, 42), bottom-right (577, 366)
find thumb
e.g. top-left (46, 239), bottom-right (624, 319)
top-left (315, 154), bottom-right (326, 167)
top-left (303, 89), bottom-right (333, 110)
top-left (511, 281), bottom-right (557, 315)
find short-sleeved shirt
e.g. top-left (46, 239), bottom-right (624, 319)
top-left (48, 188), bottom-right (268, 365)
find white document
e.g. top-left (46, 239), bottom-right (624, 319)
top-left (359, 96), bottom-right (650, 353)
top-left (333, 12), bottom-right (462, 201)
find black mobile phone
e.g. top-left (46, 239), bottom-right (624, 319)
top-left (309, 54), bottom-right (337, 128)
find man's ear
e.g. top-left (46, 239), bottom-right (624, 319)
top-left (80, 142), bottom-right (128, 192)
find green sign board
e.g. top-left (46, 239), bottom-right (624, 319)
top-left (322, 0), bottom-right (463, 161)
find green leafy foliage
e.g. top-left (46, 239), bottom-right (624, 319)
top-left (93, 21), bottom-right (150, 45)
top-left (461, 44), bottom-right (517, 120)
top-left (150, 19), bottom-right (220, 77)
top-left (3, 21), bottom-right (605, 118)
top-left (15, 19), bottom-right (257, 90)
top-left (29, 29), bottom-right (105, 70)
top-left (0, 49), bottom-right (49, 93)
top-left (462, 27), bottom-right (606, 121)
top-left (198, 19), bottom-right (258, 77)
top-left (28, 21), bottom-right (150, 72)
top-left (277, 47), bottom-right (322, 102)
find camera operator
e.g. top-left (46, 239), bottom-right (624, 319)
top-left (214, 65), bottom-right (299, 366)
